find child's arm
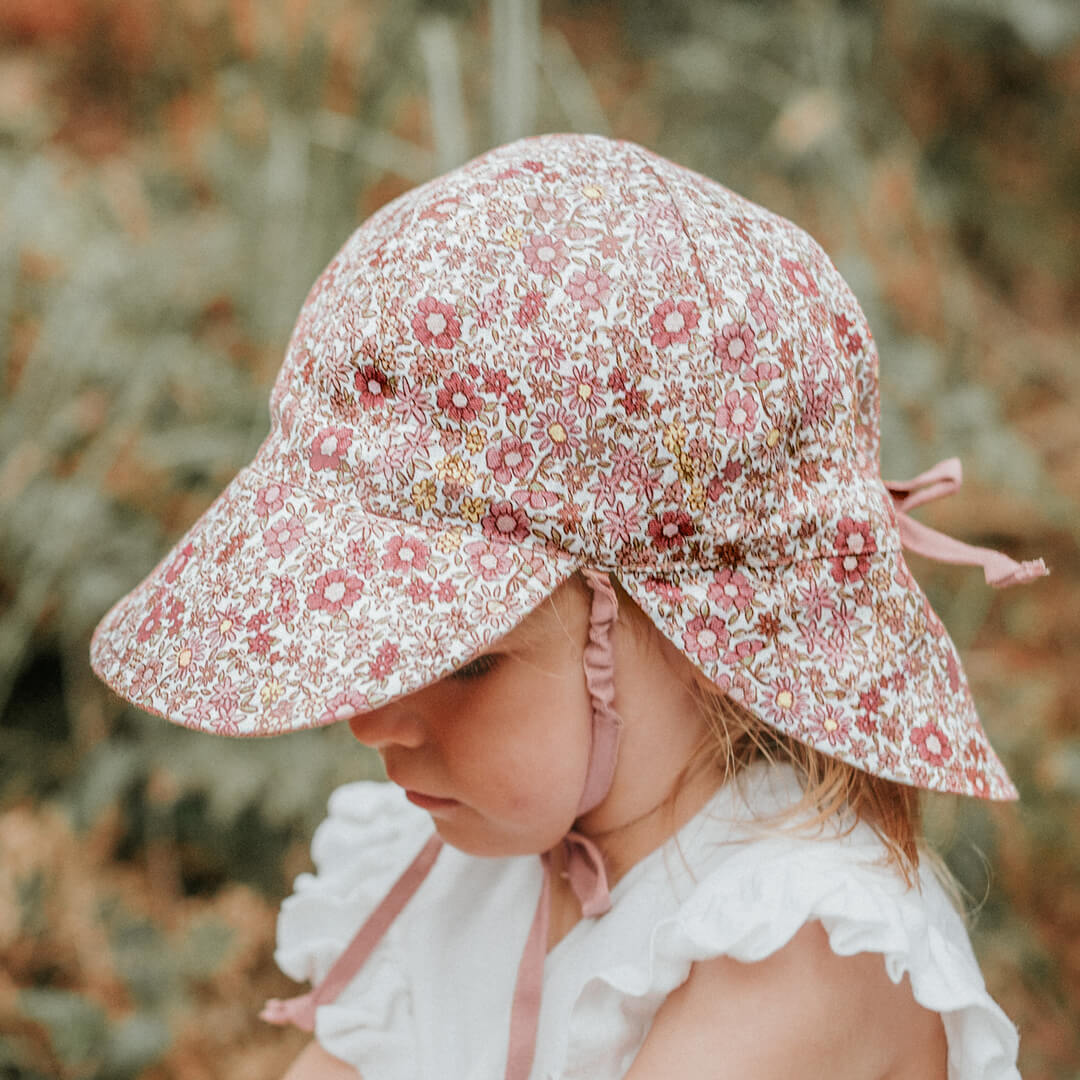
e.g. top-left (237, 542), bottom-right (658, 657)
top-left (624, 920), bottom-right (947, 1079)
top-left (280, 1040), bottom-right (363, 1080)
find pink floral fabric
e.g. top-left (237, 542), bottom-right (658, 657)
top-left (91, 134), bottom-right (1019, 799)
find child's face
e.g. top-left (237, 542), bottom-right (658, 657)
top-left (347, 579), bottom-right (595, 857)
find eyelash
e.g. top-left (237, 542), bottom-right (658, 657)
top-left (452, 654), bottom-right (499, 680)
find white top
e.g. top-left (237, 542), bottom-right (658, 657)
top-left (274, 762), bottom-right (1021, 1079)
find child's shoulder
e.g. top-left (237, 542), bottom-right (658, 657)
top-left (626, 919), bottom-right (947, 1079)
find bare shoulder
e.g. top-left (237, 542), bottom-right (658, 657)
top-left (281, 1040), bottom-right (362, 1080)
top-left (625, 920), bottom-right (947, 1080)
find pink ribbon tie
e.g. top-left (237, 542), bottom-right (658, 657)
top-left (885, 458), bottom-right (1048, 588)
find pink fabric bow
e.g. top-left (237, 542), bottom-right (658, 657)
top-left (885, 458), bottom-right (1048, 587)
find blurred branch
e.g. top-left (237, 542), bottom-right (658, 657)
top-left (490, 0), bottom-right (540, 143)
top-left (418, 16), bottom-right (470, 173)
top-left (309, 111), bottom-right (435, 182)
top-left (540, 27), bottom-right (610, 135)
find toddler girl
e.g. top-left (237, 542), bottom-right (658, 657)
top-left (90, 134), bottom-right (1044, 1079)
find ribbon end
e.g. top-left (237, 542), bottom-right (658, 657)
top-left (259, 992), bottom-right (317, 1032)
top-left (988, 558), bottom-right (1049, 589)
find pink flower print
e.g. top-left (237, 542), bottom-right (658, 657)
top-left (476, 287), bottom-right (506, 328)
top-left (318, 691), bottom-right (370, 724)
top-left (713, 322), bottom-right (756, 373)
top-left (413, 297), bottom-right (461, 349)
top-left (483, 367), bottom-right (510, 396)
top-left (830, 518), bottom-right (877, 584)
top-left (715, 390), bottom-right (758, 439)
top-left (512, 484), bottom-right (560, 510)
top-left (567, 266), bottom-right (611, 311)
top-left (522, 232), bottom-right (569, 278)
top-left (207, 608), bottom-right (241, 649)
top-left (309, 425), bottom-right (352, 471)
top-left (945, 651), bottom-right (961, 694)
top-left (136, 603), bottom-right (163, 644)
top-left (515, 290), bottom-right (545, 327)
top-left (682, 615), bottom-right (730, 662)
top-left (164, 543), bottom-right (195, 585)
top-left (253, 482), bottom-right (290, 517)
top-left (644, 576), bottom-right (685, 605)
top-left (723, 639), bottom-right (765, 666)
top-left (564, 365), bottom-right (603, 417)
top-left (767, 676), bottom-right (807, 718)
top-left (482, 500), bottom-right (531, 543)
top-left (752, 360), bottom-right (783, 382)
top-left (708, 568), bottom-right (754, 612)
top-left (598, 233), bottom-right (621, 259)
top-left (810, 706), bottom-right (850, 747)
top-left (910, 722), bottom-right (953, 767)
top-left (524, 191), bottom-right (568, 223)
top-left (532, 404), bottom-right (580, 459)
top-left (464, 539), bottom-right (514, 581)
top-left (603, 501), bottom-right (639, 546)
top-left (964, 766), bottom-right (990, 798)
top-left (418, 195), bottom-right (460, 221)
top-left (383, 535), bottom-right (430, 573)
top-left (354, 365), bottom-right (394, 408)
top-left (649, 299), bottom-right (699, 348)
top-left (436, 580), bottom-right (457, 603)
top-left (130, 657), bottom-right (162, 695)
top-left (487, 436), bottom-right (534, 483)
top-left (437, 373), bottom-right (483, 423)
top-left (527, 332), bottom-right (567, 373)
top-left (647, 510), bottom-right (695, 553)
top-left (371, 642), bottom-right (399, 680)
top-left (306, 569), bottom-right (364, 614)
top-left (407, 578), bottom-right (432, 604)
top-left (263, 514), bottom-right (305, 559)
top-left (780, 257), bottom-right (819, 297)
top-left (747, 284), bottom-right (779, 331)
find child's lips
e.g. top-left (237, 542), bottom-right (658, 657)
top-left (404, 789), bottom-right (461, 812)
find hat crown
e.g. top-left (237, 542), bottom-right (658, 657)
top-left (261, 134), bottom-right (885, 572)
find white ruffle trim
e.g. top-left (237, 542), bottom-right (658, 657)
top-left (274, 781), bottom-right (434, 1079)
top-left (556, 831), bottom-right (1020, 1080)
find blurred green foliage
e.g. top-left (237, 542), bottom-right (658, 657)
top-left (1, 0), bottom-right (1078, 1075)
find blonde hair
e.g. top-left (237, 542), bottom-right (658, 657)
top-left (598, 571), bottom-right (935, 891)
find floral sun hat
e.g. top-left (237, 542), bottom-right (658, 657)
top-left (90, 133), bottom-right (1046, 800)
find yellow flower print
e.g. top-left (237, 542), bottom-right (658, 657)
top-left (436, 526), bottom-right (464, 554)
top-left (412, 477), bottom-right (437, 512)
top-left (676, 450), bottom-right (697, 484)
top-left (663, 419), bottom-right (687, 454)
top-left (689, 481), bottom-right (706, 511)
top-left (465, 426), bottom-right (486, 454)
top-left (175, 646), bottom-right (193, 671)
top-left (461, 496), bottom-right (486, 523)
top-left (435, 455), bottom-right (475, 484)
top-left (260, 679), bottom-right (284, 705)
top-left (503, 226), bottom-right (524, 249)
top-left (581, 184), bottom-right (604, 201)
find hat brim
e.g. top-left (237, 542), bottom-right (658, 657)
top-left (617, 542), bottom-right (1018, 801)
top-left (90, 464), bottom-right (581, 736)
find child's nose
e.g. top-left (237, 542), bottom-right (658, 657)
top-left (347, 701), bottom-right (426, 749)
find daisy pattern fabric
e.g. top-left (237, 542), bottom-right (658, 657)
top-left (91, 133), bottom-right (1027, 799)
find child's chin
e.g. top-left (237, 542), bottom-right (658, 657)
top-left (431, 820), bottom-right (552, 860)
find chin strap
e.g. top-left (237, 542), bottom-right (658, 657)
top-left (885, 458), bottom-right (1048, 587)
top-left (262, 568), bottom-right (623, 1080)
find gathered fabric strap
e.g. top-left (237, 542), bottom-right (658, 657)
top-left (260, 832), bottom-right (444, 1032)
top-left (262, 567), bottom-right (623, 1080)
top-left (885, 458), bottom-right (1048, 587)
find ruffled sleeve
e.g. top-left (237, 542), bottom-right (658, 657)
top-left (549, 823), bottom-right (1020, 1080)
top-left (274, 781), bottom-right (436, 1076)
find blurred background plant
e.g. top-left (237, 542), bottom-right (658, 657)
top-left (0, 0), bottom-right (1078, 1076)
